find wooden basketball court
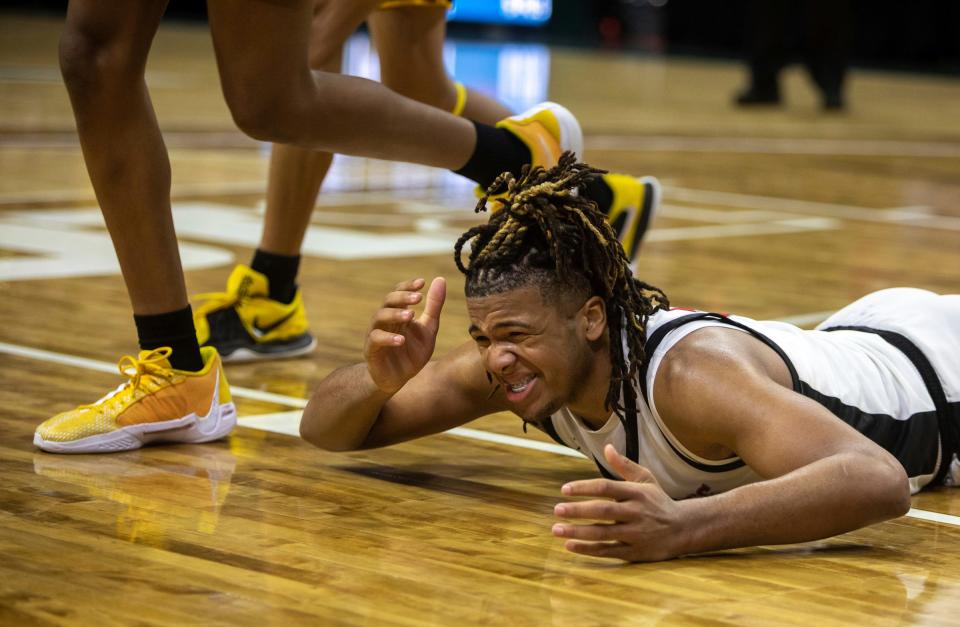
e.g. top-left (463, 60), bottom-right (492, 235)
top-left (2, 14), bottom-right (960, 625)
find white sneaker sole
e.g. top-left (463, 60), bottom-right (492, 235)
top-left (220, 336), bottom-right (318, 364)
top-left (33, 401), bottom-right (237, 454)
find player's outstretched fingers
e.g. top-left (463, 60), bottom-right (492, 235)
top-left (564, 540), bottom-right (631, 560)
top-left (372, 307), bottom-right (415, 327)
top-left (379, 278), bottom-right (425, 308)
top-left (560, 478), bottom-right (638, 501)
top-left (367, 328), bottom-right (405, 347)
top-left (554, 498), bottom-right (627, 522)
top-left (383, 289), bottom-right (423, 309)
top-left (551, 521), bottom-right (620, 542)
top-left (394, 277), bottom-right (425, 292)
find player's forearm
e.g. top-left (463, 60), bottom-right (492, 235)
top-left (300, 363), bottom-right (393, 451)
top-left (676, 452), bottom-right (911, 556)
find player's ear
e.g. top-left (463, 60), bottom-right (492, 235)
top-left (580, 296), bottom-right (607, 341)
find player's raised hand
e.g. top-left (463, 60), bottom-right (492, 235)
top-left (364, 277), bottom-right (446, 394)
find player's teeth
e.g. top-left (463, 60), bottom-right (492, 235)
top-left (509, 377), bottom-right (532, 392)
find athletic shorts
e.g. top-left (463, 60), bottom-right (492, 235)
top-left (818, 288), bottom-right (960, 403)
top-left (818, 288), bottom-right (960, 485)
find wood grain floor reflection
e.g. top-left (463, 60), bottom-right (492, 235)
top-left (2, 13), bottom-right (960, 626)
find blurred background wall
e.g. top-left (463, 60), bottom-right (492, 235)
top-left (5, 0), bottom-right (958, 74)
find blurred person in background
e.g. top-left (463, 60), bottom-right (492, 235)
top-left (735, 0), bottom-right (853, 111)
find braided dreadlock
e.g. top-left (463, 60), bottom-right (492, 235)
top-left (454, 152), bottom-right (670, 421)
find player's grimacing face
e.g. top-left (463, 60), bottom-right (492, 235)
top-left (466, 286), bottom-right (593, 425)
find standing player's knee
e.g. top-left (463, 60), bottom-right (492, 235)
top-left (228, 96), bottom-right (283, 142)
top-left (225, 86), bottom-right (309, 144)
top-left (59, 27), bottom-right (145, 96)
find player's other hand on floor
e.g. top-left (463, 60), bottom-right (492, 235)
top-left (553, 444), bottom-right (687, 563)
top-left (364, 277), bottom-right (446, 395)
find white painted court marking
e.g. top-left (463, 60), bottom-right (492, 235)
top-left (0, 199), bottom-right (846, 282)
top-left (905, 508), bottom-right (960, 527)
top-left (447, 427), bottom-right (585, 458)
top-left (238, 410), bottom-right (585, 458)
top-left (2, 339), bottom-right (957, 528)
top-left (587, 135), bottom-right (960, 159)
top-left (668, 187), bottom-right (960, 232)
top-left (0, 219), bottom-right (234, 282)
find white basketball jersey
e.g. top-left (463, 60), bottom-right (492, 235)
top-left (545, 289), bottom-right (959, 497)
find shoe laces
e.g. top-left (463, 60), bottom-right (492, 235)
top-left (84, 348), bottom-right (177, 408)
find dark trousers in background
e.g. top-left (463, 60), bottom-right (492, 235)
top-left (743, 0), bottom-right (853, 106)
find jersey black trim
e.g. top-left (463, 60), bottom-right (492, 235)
top-left (797, 381), bottom-right (941, 479)
top-left (822, 325), bottom-right (958, 485)
top-left (638, 313), bottom-right (751, 474)
top-left (594, 459), bottom-right (618, 480)
top-left (540, 416), bottom-right (567, 447)
top-left (542, 416), bottom-right (619, 480)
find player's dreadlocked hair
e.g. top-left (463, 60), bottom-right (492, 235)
top-left (454, 152), bottom-right (670, 420)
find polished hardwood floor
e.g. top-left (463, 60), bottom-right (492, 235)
top-left (2, 13), bottom-right (960, 626)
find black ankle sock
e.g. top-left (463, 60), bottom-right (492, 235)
top-left (134, 306), bottom-right (205, 372)
top-left (454, 121), bottom-right (532, 190)
top-left (251, 249), bottom-right (300, 304)
top-left (583, 175), bottom-right (614, 215)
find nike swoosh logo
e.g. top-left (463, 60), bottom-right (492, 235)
top-left (251, 310), bottom-right (297, 338)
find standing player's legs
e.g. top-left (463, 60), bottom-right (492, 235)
top-left (59, 1), bottom-right (197, 349)
top-left (206, 0), bottom-right (482, 165)
top-left (259, 0), bottom-right (368, 259)
top-left (193, 0), bottom-right (376, 362)
top-left (205, 0), bottom-right (586, 194)
top-left (195, 0), bottom-right (517, 362)
top-left (36, 1), bottom-right (236, 454)
top-left (37, 0), bottom-right (587, 453)
top-left (197, 0), bottom-right (662, 364)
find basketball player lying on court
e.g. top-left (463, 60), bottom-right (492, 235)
top-left (300, 155), bottom-right (960, 563)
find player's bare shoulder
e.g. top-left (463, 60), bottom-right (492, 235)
top-left (655, 325), bottom-right (791, 398)
top-left (651, 325), bottom-right (792, 458)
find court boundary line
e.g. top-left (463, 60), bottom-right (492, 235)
top-left (2, 339), bottom-right (957, 528)
top-left (587, 135), bottom-right (960, 159)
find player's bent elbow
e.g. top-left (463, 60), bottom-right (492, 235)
top-left (298, 411), bottom-right (364, 452)
top-left (868, 455), bottom-right (912, 520)
top-left (886, 463), bottom-right (913, 519)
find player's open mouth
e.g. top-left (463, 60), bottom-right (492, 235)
top-left (503, 375), bottom-right (537, 403)
top-left (508, 376), bottom-right (535, 393)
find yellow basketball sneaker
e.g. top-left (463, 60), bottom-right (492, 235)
top-left (480, 101), bottom-right (583, 208)
top-left (193, 265), bottom-right (316, 362)
top-left (601, 173), bottom-right (661, 271)
top-left (497, 101), bottom-right (584, 168)
top-left (34, 346), bottom-right (236, 454)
